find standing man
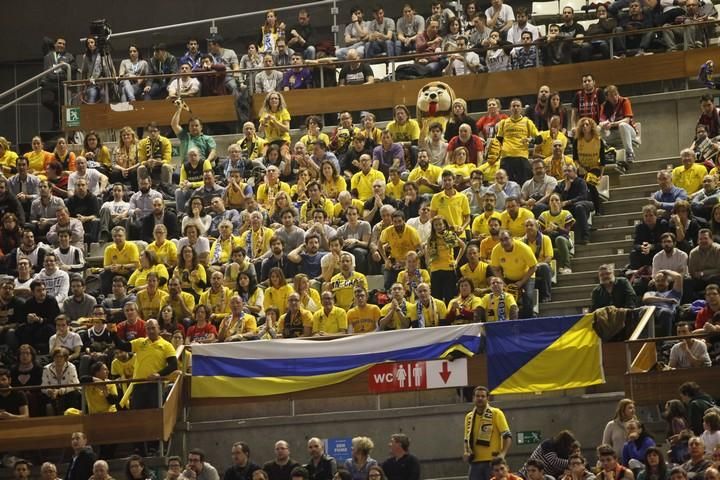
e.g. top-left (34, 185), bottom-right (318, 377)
top-left (496, 99), bottom-right (540, 186)
top-left (263, 441), bottom-right (301, 480)
top-left (431, 171), bottom-right (471, 234)
top-left (41, 37), bottom-right (75, 129)
top-left (571, 74), bottom-right (605, 129)
top-left (224, 442), bottom-right (261, 480)
top-left (463, 386), bottom-right (512, 480)
top-left (305, 437), bottom-right (337, 480)
top-left (381, 434), bottom-right (421, 480)
top-left (65, 432), bottom-right (97, 480)
top-left (287, 9), bottom-right (316, 60)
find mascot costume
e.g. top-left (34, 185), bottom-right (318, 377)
top-left (416, 81), bottom-right (456, 140)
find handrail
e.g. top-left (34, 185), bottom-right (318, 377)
top-left (626, 330), bottom-right (716, 344)
top-left (63, 18), bottom-right (720, 90)
top-left (0, 87), bottom-right (42, 112)
top-left (0, 372), bottom-right (181, 394)
top-left (100, 0), bottom-right (343, 40)
top-left (624, 306), bottom-right (655, 369)
top-left (0, 62), bottom-right (71, 101)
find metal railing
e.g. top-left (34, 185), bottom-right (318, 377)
top-left (0, 62), bottom-right (71, 112)
top-left (62, 18), bottom-right (720, 100)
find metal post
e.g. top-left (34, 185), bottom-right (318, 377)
top-left (159, 439), bottom-right (165, 457)
top-left (320, 65), bottom-right (325, 89)
top-left (157, 380), bottom-right (163, 407)
top-left (291, 399), bottom-right (296, 416)
top-left (81, 386), bottom-right (87, 414)
top-left (331, 0), bottom-right (340, 50)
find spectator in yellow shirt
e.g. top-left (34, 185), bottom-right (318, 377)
top-left (672, 148), bottom-right (708, 195)
top-left (411, 283), bottom-right (447, 328)
top-left (379, 211), bottom-right (421, 291)
top-left (264, 267), bottom-right (295, 315)
top-left (347, 287), bottom-right (381, 334)
top-left (199, 271), bottom-right (233, 323)
top-left (478, 277), bottom-right (519, 322)
top-left (397, 251), bottom-right (431, 301)
top-left (496, 98), bottom-right (540, 186)
top-left (480, 217), bottom-right (503, 261)
top-left (499, 197), bottom-right (536, 238)
top-left (430, 170), bottom-right (471, 233)
top-left (379, 283), bottom-right (414, 330)
top-left (472, 192), bottom-right (503, 241)
top-left (460, 244), bottom-right (490, 294)
top-left (327, 253), bottom-right (368, 310)
top-left (351, 154), bottom-right (386, 202)
top-left (522, 219), bottom-right (554, 304)
top-left (490, 230), bottom-right (538, 318)
top-left (312, 291), bottom-right (348, 335)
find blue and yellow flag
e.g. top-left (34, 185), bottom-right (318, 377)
top-left (485, 313), bottom-right (605, 395)
top-left (191, 324), bottom-right (483, 398)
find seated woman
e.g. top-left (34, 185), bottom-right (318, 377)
top-left (293, 273), bottom-right (321, 313)
top-left (259, 91), bottom-right (291, 146)
top-left (177, 224), bottom-right (210, 267)
top-left (572, 117), bottom-right (609, 214)
top-left (51, 137), bottom-right (76, 173)
top-left (269, 191), bottom-right (297, 228)
top-left (319, 160), bottom-right (347, 202)
top-left (258, 9), bottom-right (285, 54)
top-left (444, 146), bottom-right (474, 189)
top-left (264, 267), bottom-right (295, 316)
top-left (23, 136), bottom-right (53, 176)
top-left (0, 136), bottom-right (19, 177)
top-left (81, 131), bottom-right (113, 176)
top-left (147, 224), bottom-right (178, 270)
top-left (239, 43), bottom-right (263, 86)
top-left (538, 193), bottom-right (576, 275)
top-left (0, 212), bottom-right (22, 270)
top-left (236, 271), bottom-right (264, 318)
top-left (636, 446), bottom-right (669, 480)
top-left (84, 361), bottom-right (118, 414)
top-left (128, 250), bottom-right (169, 292)
top-left (41, 347), bottom-right (81, 415)
top-left (172, 245), bottom-right (207, 300)
top-left (290, 168), bottom-right (311, 204)
top-left (446, 277), bottom-right (483, 325)
top-left (622, 420), bottom-right (656, 467)
top-left (45, 160), bottom-right (69, 198)
top-left (159, 304), bottom-right (186, 338)
top-left (181, 196), bottom-right (211, 238)
top-left (11, 344), bottom-right (44, 416)
top-left (118, 44), bottom-right (149, 102)
top-left (185, 305), bottom-right (218, 344)
top-left (300, 115), bottom-right (331, 149)
top-left (111, 126), bottom-right (140, 190)
top-left (217, 295), bottom-right (258, 342)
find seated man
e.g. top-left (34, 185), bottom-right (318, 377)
top-left (137, 122), bottom-right (174, 190)
top-left (312, 291), bottom-right (348, 336)
top-left (691, 175), bottom-right (720, 222)
top-left (688, 229), bottom-right (720, 296)
top-left (553, 164), bottom-right (594, 245)
top-left (409, 282), bottom-right (447, 328)
top-left (280, 53), bottom-right (313, 91)
top-left (166, 62), bottom-right (200, 100)
top-left (672, 149), bottom-right (708, 196)
top-left (338, 49), bottom-right (375, 86)
top-left (379, 283), bottom-right (412, 331)
top-left (99, 226), bottom-right (140, 295)
top-left (478, 276), bottom-right (519, 322)
top-left (599, 85), bottom-right (639, 164)
top-left (522, 219), bottom-right (554, 304)
top-left (46, 207), bottom-right (85, 251)
top-left (65, 178), bottom-right (100, 246)
top-left (642, 269), bottom-right (683, 337)
top-left (629, 204), bottom-right (669, 270)
top-left (327, 252), bottom-right (368, 311)
top-left (490, 230), bottom-right (538, 319)
top-left (346, 287), bottom-right (381, 334)
top-left (591, 264), bottom-right (638, 311)
top-left (668, 322), bottom-right (711, 369)
top-left (99, 183), bottom-right (131, 242)
top-left (651, 169), bottom-right (688, 214)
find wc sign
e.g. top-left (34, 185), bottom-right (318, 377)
top-left (367, 358), bottom-right (468, 393)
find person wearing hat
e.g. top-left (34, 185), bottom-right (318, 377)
top-left (144, 43), bottom-right (178, 100)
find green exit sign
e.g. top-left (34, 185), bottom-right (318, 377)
top-left (517, 431), bottom-right (542, 445)
top-left (65, 107), bottom-right (81, 128)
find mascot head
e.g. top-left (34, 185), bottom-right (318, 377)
top-left (417, 81), bottom-right (455, 118)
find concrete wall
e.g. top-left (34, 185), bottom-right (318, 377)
top-left (179, 392), bottom-right (624, 479)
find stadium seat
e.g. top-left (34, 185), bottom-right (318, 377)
top-left (532, 0), bottom-right (561, 18)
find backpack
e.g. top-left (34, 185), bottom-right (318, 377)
top-left (394, 63), bottom-right (432, 80)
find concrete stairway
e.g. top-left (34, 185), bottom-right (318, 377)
top-left (539, 155), bottom-right (677, 317)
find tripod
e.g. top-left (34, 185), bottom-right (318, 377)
top-left (97, 40), bottom-right (120, 103)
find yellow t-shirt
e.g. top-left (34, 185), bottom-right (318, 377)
top-left (85, 383), bottom-right (118, 414)
top-left (299, 289), bottom-right (322, 313)
top-left (500, 208), bottom-right (535, 238)
top-left (409, 298), bottom-right (448, 327)
top-left (199, 286), bottom-right (233, 321)
top-left (299, 132), bottom-right (331, 149)
top-left (312, 306), bottom-right (348, 334)
top-left (460, 261), bottom-right (489, 290)
top-left (103, 242), bottom-right (140, 268)
top-left (380, 225), bottom-right (421, 262)
top-left (480, 237), bottom-right (500, 261)
top-left (430, 190), bottom-right (470, 229)
top-left (672, 163), bottom-right (708, 195)
top-left (544, 155), bottom-right (576, 180)
top-left (346, 304), bottom-right (381, 333)
top-left (256, 181), bottom-right (292, 208)
top-left (262, 109), bottom-right (291, 143)
top-left (478, 159), bottom-right (500, 184)
top-left (536, 131), bottom-right (568, 159)
top-left (300, 198), bottom-right (335, 223)
top-left (538, 209), bottom-right (575, 231)
top-left (479, 292), bottom-right (518, 322)
top-left (160, 291), bottom-right (196, 323)
top-left (523, 234), bottom-right (554, 262)
top-left (472, 212), bottom-right (503, 239)
top-left (180, 160), bottom-right (213, 187)
top-left (386, 119), bottom-right (421, 143)
top-left (386, 179), bottom-right (406, 200)
top-left (397, 268), bottom-right (431, 302)
top-left (147, 241), bottom-right (178, 268)
top-left (465, 406), bottom-right (511, 462)
top-left (351, 169), bottom-right (386, 201)
top-left (446, 163), bottom-right (475, 179)
top-left (447, 294), bottom-right (483, 325)
top-left (128, 264), bottom-right (170, 289)
top-left (321, 176), bottom-right (347, 200)
top-left (0, 150), bottom-right (19, 176)
top-left (574, 136), bottom-right (602, 171)
top-left (333, 199), bottom-right (365, 220)
top-left (408, 165), bottom-right (443, 195)
top-left (329, 271), bottom-right (368, 310)
top-left (490, 240), bottom-right (537, 281)
top-left (173, 265), bottom-right (207, 297)
top-left (278, 309), bottom-right (314, 337)
top-left (111, 356), bottom-right (135, 380)
top-left (130, 337), bottom-right (176, 379)
top-left (237, 227), bottom-right (274, 259)
top-left (209, 236), bottom-right (242, 265)
top-left (237, 135), bottom-right (267, 160)
top-left (24, 150), bottom-right (53, 174)
top-left (380, 301), bottom-right (414, 330)
top-left (496, 116), bottom-right (538, 159)
top-left (137, 289), bottom-right (169, 320)
top-left (263, 284), bottom-right (295, 315)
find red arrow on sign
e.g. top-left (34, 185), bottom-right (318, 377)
top-left (439, 361), bottom-right (452, 383)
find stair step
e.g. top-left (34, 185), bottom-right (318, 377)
top-left (539, 298), bottom-right (589, 316)
top-left (601, 197), bottom-right (650, 215)
top-left (610, 170), bottom-right (660, 188)
top-left (624, 157), bottom-right (678, 174)
top-left (550, 283), bottom-right (597, 300)
top-left (554, 269), bottom-right (605, 284)
top-left (572, 252), bottom-right (628, 271)
top-left (591, 225), bottom-right (634, 243)
top-left (593, 212), bottom-right (641, 229)
top-left (574, 239), bottom-right (633, 256)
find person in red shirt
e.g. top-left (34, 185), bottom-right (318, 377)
top-left (599, 85), bottom-right (638, 165)
top-left (447, 124), bottom-right (485, 166)
top-left (116, 302), bottom-right (146, 341)
top-left (490, 457), bottom-right (523, 480)
top-left (695, 284), bottom-right (720, 330)
top-left (476, 98), bottom-right (509, 140)
top-left (185, 304), bottom-right (218, 344)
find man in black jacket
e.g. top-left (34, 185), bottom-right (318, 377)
top-left (65, 432), bottom-right (97, 480)
top-left (141, 197), bottom-right (179, 243)
top-left (381, 434), bottom-right (420, 480)
top-left (554, 164), bottom-right (595, 245)
top-left (224, 442), bottom-right (261, 480)
top-left (305, 438), bottom-right (337, 480)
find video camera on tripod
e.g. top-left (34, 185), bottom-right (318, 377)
top-left (89, 19), bottom-right (112, 51)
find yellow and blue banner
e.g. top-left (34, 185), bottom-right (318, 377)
top-left (485, 313), bottom-right (605, 395)
top-left (191, 324), bottom-right (483, 398)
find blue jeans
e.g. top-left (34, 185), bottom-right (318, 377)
top-left (336, 42), bottom-right (365, 60)
top-left (469, 461), bottom-right (491, 480)
top-left (120, 79), bottom-right (143, 102)
top-left (510, 277), bottom-right (536, 319)
top-left (85, 85), bottom-right (102, 104)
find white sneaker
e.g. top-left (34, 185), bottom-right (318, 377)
top-left (559, 267), bottom-right (573, 275)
